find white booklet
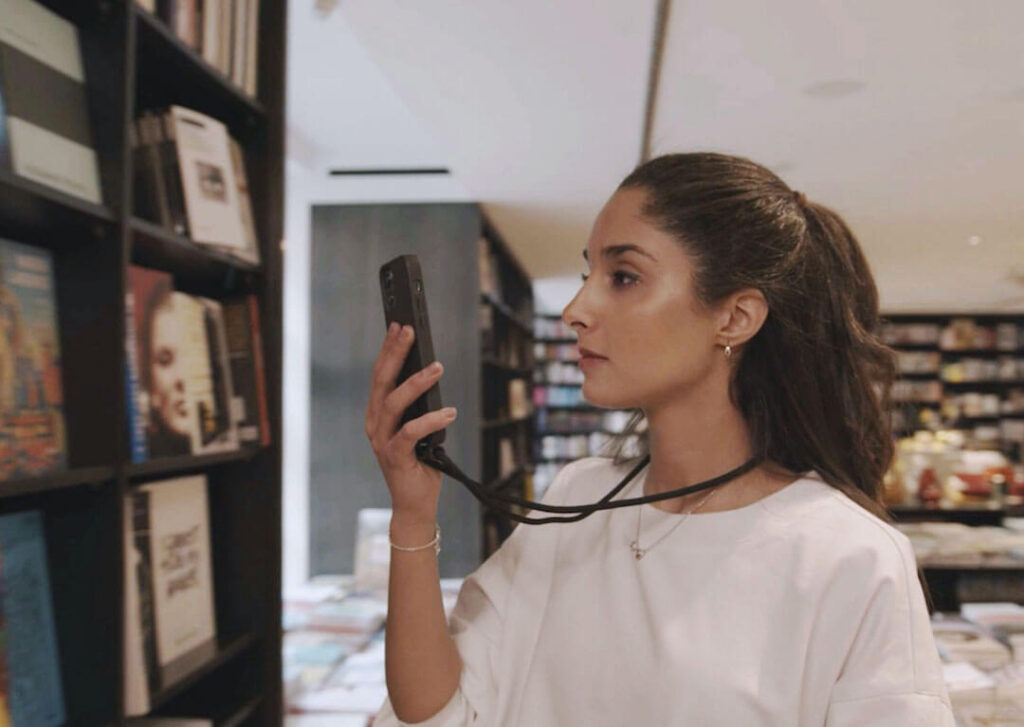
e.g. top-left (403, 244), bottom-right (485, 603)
top-left (167, 105), bottom-right (245, 248)
top-left (144, 475), bottom-right (217, 681)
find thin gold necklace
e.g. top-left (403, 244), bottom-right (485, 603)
top-left (629, 485), bottom-right (720, 561)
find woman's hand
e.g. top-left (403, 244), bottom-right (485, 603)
top-left (365, 323), bottom-right (457, 521)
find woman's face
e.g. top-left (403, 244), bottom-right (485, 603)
top-left (562, 187), bottom-right (724, 411)
top-left (150, 300), bottom-right (190, 436)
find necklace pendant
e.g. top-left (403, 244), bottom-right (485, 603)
top-left (629, 540), bottom-right (645, 560)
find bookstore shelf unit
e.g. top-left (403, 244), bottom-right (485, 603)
top-left (478, 223), bottom-right (537, 558)
top-left (0, 1), bottom-right (285, 726)
top-left (883, 313), bottom-right (1024, 461)
top-left (532, 312), bottom-right (638, 496)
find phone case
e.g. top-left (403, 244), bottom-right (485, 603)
top-left (379, 254), bottom-right (445, 447)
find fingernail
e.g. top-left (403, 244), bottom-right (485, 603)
top-left (388, 322), bottom-right (397, 336)
top-left (402, 325), bottom-right (413, 338)
top-left (443, 407), bottom-right (457, 418)
top-left (429, 362), bottom-right (443, 373)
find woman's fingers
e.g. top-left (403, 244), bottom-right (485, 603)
top-left (365, 322), bottom-right (404, 441)
top-left (389, 407), bottom-right (458, 455)
top-left (380, 359), bottom-right (444, 439)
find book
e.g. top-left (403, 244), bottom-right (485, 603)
top-left (156, 112), bottom-right (190, 237)
top-left (128, 476), bottom-right (217, 702)
top-left (124, 488), bottom-right (150, 715)
top-left (932, 613), bottom-right (1012, 670)
top-left (223, 138), bottom-right (260, 265)
top-left (0, 238), bottom-right (66, 479)
top-left (221, 296), bottom-right (268, 445)
top-left (175, 293), bottom-right (238, 454)
top-left (0, 511), bottom-right (65, 727)
top-left (128, 266), bottom-right (190, 460)
top-left (167, 105), bottom-right (245, 249)
top-left (0, 0), bottom-right (101, 203)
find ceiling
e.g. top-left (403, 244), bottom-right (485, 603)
top-left (289, 0), bottom-right (1024, 313)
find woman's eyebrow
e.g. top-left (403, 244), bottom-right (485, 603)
top-left (582, 244), bottom-right (657, 263)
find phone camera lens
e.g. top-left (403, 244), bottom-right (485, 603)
top-left (387, 295), bottom-right (395, 308)
top-left (415, 279), bottom-right (423, 294)
top-left (383, 269), bottom-right (394, 283)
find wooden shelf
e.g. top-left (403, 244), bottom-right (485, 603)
top-left (218, 695), bottom-right (264, 727)
top-left (130, 217), bottom-right (260, 292)
top-left (125, 447), bottom-right (261, 480)
top-left (134, 7), bottom-right (265, 131)
top-left (481, 293), bottom-right (533, 334)
top-left (148, 633), bottom-right (258, 711)
top-left (482, 415), bottom-right (534, 430)
top-left (0, 168), bottom-right (115, 242)
top-left (0, 466), bottom-right (114, 500)
top-left (481, 356), bottom-right (533, 374)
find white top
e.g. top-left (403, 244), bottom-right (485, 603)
top-left (374, 456), bottom-right (956, 726)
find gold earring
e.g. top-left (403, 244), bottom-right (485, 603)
top-left (724, 344), bottom-right (732, 358)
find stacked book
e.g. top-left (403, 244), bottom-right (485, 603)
top-left (125, 265), bottom-right (270, 462)
top-left (135, 0), bottom-right (261, 97)
top-left (131, 105), bottom-right (260, 267)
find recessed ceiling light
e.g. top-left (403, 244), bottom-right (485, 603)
top-left (801, 80), bottom-right (866, 98)
top-left (968, 235), bottom-right (982, 246)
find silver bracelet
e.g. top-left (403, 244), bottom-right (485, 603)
top-left (389, 524), bottom-right (441, 556)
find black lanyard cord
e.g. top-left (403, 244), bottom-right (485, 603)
top-left (415, 443), bottom-right (763, 525)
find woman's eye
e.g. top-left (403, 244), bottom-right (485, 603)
top-left (580, 272), bottom-right (638, 288)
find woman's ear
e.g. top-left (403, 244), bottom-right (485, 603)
top-left (716, 288), bottom-right (768, 347)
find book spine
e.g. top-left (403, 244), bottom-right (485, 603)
top-left (0, 50), bottom-right (9, 171)
top-left (142, 115), bottom-right (172, 229)
top-left (124, 288), bottom-right (148, 463)
top-left (244, 0), bottom-right (259, 96)
top-left (248, 295), bottom-right (271, 446)
top-left (158, 113), bottom-right (189, 237)
top-left (131, 489), bottom-right (162, 697)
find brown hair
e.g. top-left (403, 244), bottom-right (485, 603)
top-left (605, 152), bottom-right (899, 525)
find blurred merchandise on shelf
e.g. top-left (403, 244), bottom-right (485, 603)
top-left (896, 522), bottom-right (1024, 565)
top-left (534, 316), bottom-right (575, 340)
top-left (534, 341), bottom-right (578, 362)
top-left (884, 430), bottom-right (1024, 509)
top-left (283, 575), bottom-right (463, 723)
top-left (535, 360), bottom-right (583, 386)
top-left (535, 407), bottom-right (636, 436)
top-left (352, 509), bottom-right (391, 598)
top-left (508, 379), bottom-right (530, 418)
top-left (533, 384), bottom-right (585, 408)
top-left (934, 604), bottom-right (1024, 724)
top-left (898, 350), bottom-right (941, 374)
top-left (882, 322), bottom-right (942, 346)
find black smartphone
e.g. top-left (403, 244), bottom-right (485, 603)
top-left (379, 254), bottom-right (445, 448)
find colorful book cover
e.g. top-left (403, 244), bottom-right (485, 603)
top-left (0, 238), bottom-right (66, 479)
top-left (128, 266), bottom-right (189, 460)
top-left (0, 510), bottom-right (65, 727)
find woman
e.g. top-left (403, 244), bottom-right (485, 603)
top-left (139, 284), bottom-right (192, 458)
top-left (365, 152), bottom-right (954, 726)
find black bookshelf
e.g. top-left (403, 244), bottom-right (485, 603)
top-left (478, 223), bottom-right (536, 557)
top-left (0, 1), bottom-right (285, 726)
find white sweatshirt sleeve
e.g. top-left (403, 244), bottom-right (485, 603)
top-left (372, 462), bottom-right (579, 726)
top-left (823, 528), bottom-right (956, 727)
